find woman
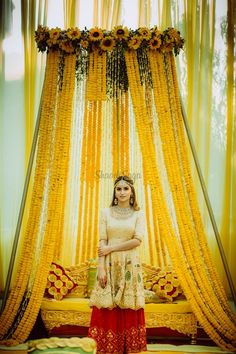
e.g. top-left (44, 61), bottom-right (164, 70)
top-left (88, 175), bottom-right (147, 354)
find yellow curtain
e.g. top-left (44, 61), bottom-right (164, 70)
top-left (0, 0), bottom-right (47, 293)
top-left (220, 0), bottom-right (236, 291)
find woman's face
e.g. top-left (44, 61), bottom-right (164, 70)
top-left (115, 182), bottom-right (132, 204)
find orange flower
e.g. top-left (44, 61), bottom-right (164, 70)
top-left (128, 35), bottom-right (142, 50)
top-left (67, 27), bottom-right (81, 40)
top-left (49, 27), bottom-right (61, 44)
top-left (80, 40), bottom-right (89, 49)
top-left (149, 36), bottom-right (162, 50)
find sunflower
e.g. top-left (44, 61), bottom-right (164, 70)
top-left (128, 35), bottom-right (142, 50)
top-left (59, 40), bottom-right (75, 53)
top-left (80, 40), bottom-right (89, 49)
top-left (67, 27), bottom-right (81, 40)
top-left (149, 36), bottom-right (162, 50)
top-left (112, 25), bottom-right (129, 40)
top-left (49, 27), bottom-right (61, 44)
top-left (138, 27), bottom-right (151, 41)
top-left (89, 27), bottom-right (104, 42)
top-left (100, 36), bottom-right (116, 51)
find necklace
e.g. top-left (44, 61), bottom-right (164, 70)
top-left (110, 205), bottom-right (134, 219)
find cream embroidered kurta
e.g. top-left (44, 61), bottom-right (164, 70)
top-left (89, 207), bottom-right (146, 310)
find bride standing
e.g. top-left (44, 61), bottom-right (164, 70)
top-left (88, 175), bottom-right (147, 353)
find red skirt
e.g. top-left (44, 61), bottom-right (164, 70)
top-left (88, 306), bottom-right (147, 354)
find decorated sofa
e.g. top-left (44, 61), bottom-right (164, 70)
top-left (40, 261), bottom-right (198, 343)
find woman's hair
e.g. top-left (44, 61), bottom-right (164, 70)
top-left (110, 175), bottom-right (140, 211)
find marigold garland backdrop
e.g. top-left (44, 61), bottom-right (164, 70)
top-left (0, 24), bottom-right (235, 350)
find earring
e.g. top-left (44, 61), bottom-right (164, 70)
top-left (130, 196), bottom-right (134, 205)
top-left (114, 198), bottom-right (118, 205)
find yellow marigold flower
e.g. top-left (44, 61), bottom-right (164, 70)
top-left (59, 40), bottom-right (75, 53)
top-left (149, 36), bottom-right (162, 50)
top-left (100, 36), bottom-right (116, 51)
top-left (138, 27), bottom-right (151, 40)
top-left (89, 27), bottom-right (104, 41)
top-left (67, 27), bottom-right (81, 40)
top-left (128, 35), bottom-right (142, 50)
top-left (81, 40), bottom-right (89, 49)
top-left (112, 25), bottom-right (129, 40)
top-left (49, 27), bottom-right (61, 44)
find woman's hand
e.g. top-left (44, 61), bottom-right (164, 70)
top-left (98, 245), bottom-right (112, 257)
top-left (97, 267), bottom-right (107, 288)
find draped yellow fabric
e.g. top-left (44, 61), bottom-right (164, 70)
top-left (220, 0), bottom-right (236, 291)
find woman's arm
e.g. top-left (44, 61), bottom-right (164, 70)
top-left (98, 238), bottom-right (140, 257)
top-left (97, 239), bottom-right (107, 288)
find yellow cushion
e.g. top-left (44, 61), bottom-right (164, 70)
top-left (41, 297), bottom-right (192, 314)
top-left (41, 298), bottom-right (92, 312)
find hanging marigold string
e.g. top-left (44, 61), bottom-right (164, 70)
top-left (86, 51), bottom-right (106, 101)
top-left (112, 97), bottom-right (119, 177)
top-left (12, 52), bottom-right (76, 344)
top-left (53, 54), bottom-right (77, 259)
top-left (150, 50), bottom-right (236, 337)
top-left (151, 51), bottom-right (236, 340)
top-left (168, 52), bottom-right (236, 323)
top-left (125, 49), bottom-right (235, 351)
